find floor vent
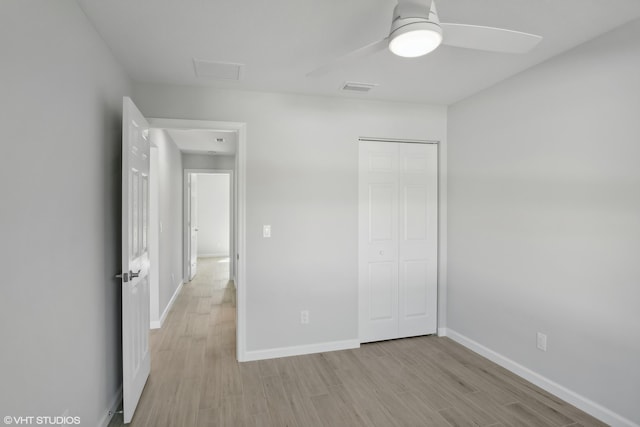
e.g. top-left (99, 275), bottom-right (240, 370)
top-left (342, 81), bottom-right (378, 92)
top-left (193, 59), bottom-right (243, 80)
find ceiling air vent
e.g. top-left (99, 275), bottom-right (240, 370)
top-left (193, 59), bottom-right (243, 80)
top-left (342, 81), bottom-right (378, 93)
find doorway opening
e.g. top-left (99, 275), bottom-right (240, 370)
top-left (185, 171), bottom-right (233, 283)
top-left (147, 118), bottom-right (247, 361)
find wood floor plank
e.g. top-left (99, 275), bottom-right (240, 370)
top-left (482, 366), bottom-right (577, 426)
top-left (281, 380), bottom-right (324, 427)
top-left (166, 376), bottom-right (201, 427)
top-left (244, 411), bottom-right (273, 427)
top-left (396, 392), bottom-right (452, 427)
top-left (242, 383), bottom-right (269, 415)
top-left (426, 345), bottom-right (517, 405)
top-left (438, 406), bottom-right (477, 427)
top-left (338, 379), bottom-right (399, 427)
top-left (198, 357), bottom-right (223, 409)
top-left (290, 355), bottom-right (330, 397)
top-left (217, 395), bottom-right (247, 427)
top-left (371, 386), bottom-right (436, 427)
top-left (463, 391), bottom-right (531, 427)
top-left (310, 389), bottom-right (366, 427)
top-left (504, 402), bottom-right (557, 427)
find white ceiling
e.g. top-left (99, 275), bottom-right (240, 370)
top-left (166, 129), bottom-right (237, 155)
top-left (78, 0), bottom-right (640, 105)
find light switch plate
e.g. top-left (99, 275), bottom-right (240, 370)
top-left (263, 225), bottom-right (271, 238)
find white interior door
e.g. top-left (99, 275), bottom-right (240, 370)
top-left (398, 143), bottom-right (438, 337)
top-left (359, 141), bottom-right (438, 343)
top-left (189, 174), bottom-right (198, 280)
top-left (120, 97), bottom-right (151, 424)
top-left (359, 142), bottom-right (400, 342)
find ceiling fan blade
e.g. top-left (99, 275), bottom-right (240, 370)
top-left (440, 23), bottom-right (542, 54)
top-left (307, 38), bottom-right (389, 78)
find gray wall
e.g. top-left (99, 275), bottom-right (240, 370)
top-left (151, 130), bottom-right (185, 313)
top-left (183, 153), bottom-right (237, 280)
top-left (0, 1), bottom-right (131, 425)
top-left (448, 19), bottom-right (640, 424)
top-left (183, 153), bottom-right (236, 170)
top-left (133, 85), bottom-right (447, 352)
top-left (196, 174), bottom-right (231, 257)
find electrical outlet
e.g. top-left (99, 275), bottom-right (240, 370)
top-left (300, 310), bottom-right (309, 324)
top-left (263, 225), bottom-right (271, 238)
top-left (537, 332), bottom-right (547, 351)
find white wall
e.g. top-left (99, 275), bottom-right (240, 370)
top-left (183, 153), bottom-right (236, 170)
top-left (448, 19), bottom-right (640, 426)
top-left (0, 1), bottom-right (131, 425)
top-left (133, 84), bottom-right (447, 353)
top-left (182, 153), bottom-right (237, 279)
top-left (150, 129), bottom-right (184, 313)
top-left (197, 174), bottom-right (231, 257)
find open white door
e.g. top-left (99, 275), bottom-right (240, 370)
top-left (120, 97), bottom-right (151, 424)
top-left (189, 174), bottom-right (198, 280)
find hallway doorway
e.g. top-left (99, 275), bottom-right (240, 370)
top-left (185, 172), bottom-right (233, 283)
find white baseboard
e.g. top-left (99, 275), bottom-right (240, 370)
top-left (198, 252), bottom-right (230, 258)
top-left (150, 280), bottom-right (183, 330)
top-left (98, 385), bottom-right (122, 427)
top-left (437, 327), bottom-right (447, 337)
top-left (446, 329), bottom-right (638, 427)
top-left (243, 339), bottom-right (360, 362)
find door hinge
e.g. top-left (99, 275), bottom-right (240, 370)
top-left (116, 272), bottom-right (129, 282)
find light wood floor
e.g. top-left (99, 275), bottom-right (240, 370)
top-left (109, 257), bottom-right (606, 427)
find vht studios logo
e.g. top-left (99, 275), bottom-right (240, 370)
top-left (3, 416), bottom-right (81, 425)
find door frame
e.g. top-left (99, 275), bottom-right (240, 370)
top-left (183, 169), bottom-right (234, 281)
top-left (149, 145), bottom-right (161, 329)
top-left (185, 172), bottom-right (198, 281)
top-left (357, 137), bottom-right (447, 340)
top-left (148, 118), bottom-right (247, 361)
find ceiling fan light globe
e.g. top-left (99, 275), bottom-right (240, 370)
top-left (389, 22), bottom-right (443, 58)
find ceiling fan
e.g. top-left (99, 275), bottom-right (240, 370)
top-left (308, 0), bottom-right (543, 77)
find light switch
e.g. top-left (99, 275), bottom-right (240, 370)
top-left (263, 225), bottom-right (271, 238)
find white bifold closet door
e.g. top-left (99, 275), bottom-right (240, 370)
top-left (359, 140), bottom-right (438, 343)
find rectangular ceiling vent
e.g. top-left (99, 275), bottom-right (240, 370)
top-left (342, 81), bottom-right (378, 93)
top-left (193, 59), bottom-right (243, 80)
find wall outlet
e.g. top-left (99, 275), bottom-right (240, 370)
top-left (263, 225), bottom-right (271, 238)
top-left (300, 310), bottom-right (309, 324)
top-left (537, 332), bottom-right (547, 351)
